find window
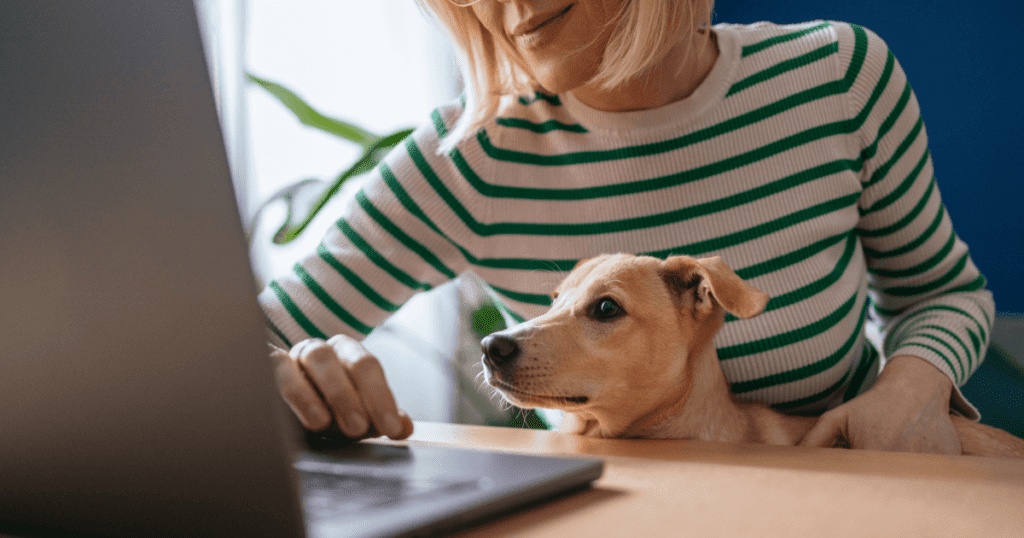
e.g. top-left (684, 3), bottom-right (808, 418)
top-left (223, 1), bottom-right (459, 281)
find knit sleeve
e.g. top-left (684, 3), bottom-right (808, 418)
top-left (258, 101), bottom-right (474, 347)
top-left (838, 23), bottom-right (995, 419)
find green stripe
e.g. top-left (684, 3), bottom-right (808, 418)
top-left (864, 115), bottom-right (924, 190)
top-left (496, 232), bottom-right (854, 312)
top-left (772, 367), bottom-right (852, 410)
top-left (355, 190), bottom-right (457, 279)
top-left (336, 219), bottom-right (432, 292)
top-left (383, 160), bottom-right (559, 273)
top-left (741, 21), bottom-right (831, 57)
top-left (735, 232), bottom-right (849, 280)
top-left (883, 251), bottom-right (969, 298)
top-left (966, 327), bottom-right (981, 356)
top-left (422, 135), bottom-right (862, 237)
top-left (885, 305), bottom-right (988, 351)
top-left (731, 296), bottom-right (869, 391)
top-left (762, 232), bottom-right (857, 313)
top-left (380, 162), bottom-right (461, 250)
top-left (387, 159), bottom-right (577, 272)
top-left (497, 299), bottom-right (526, 324)
top-left (472, 25), bottom-right (869, 168)
top-left (650, 193), bottom-right (861, 259)
top-left (316, 244), bottom-right (400, 313)
top-left (903, 333), bottom-right (964, 383)
top-left (518, 91), bottom-right (561, 106)
top-left (721, 289), bottom-right (862, 361)
top-left (844, 342), bottom-right (879, 402)
top-left (496, 117), bottom-right (588, 133)
top-left (876, 276), bottom-right (990, 319)
top-left (431, 108), bottom-right (449, 139)
top-left (868, 228), bottom-right (955, 278)
top-left (774, 370), bottom-right (852, 410)
top-left (454, 127), bottom-right (865, 201)
top-left (726, 232), bottom-right (857, 322)
top-left (862, 147), bottom-right (929, 216)
top-left (265, 313), bottom-right (293, 349)
top-left (863, 203), bottom-right (945, 259)
top-left (859, 174), bottom-right (935, 238)
top-left (293, 264), bottom-right (372, 335)
top-left (976, 299), bottom-right (992, 327)
top-left (470, 256), bottom-right (579, 272)
top-left (727, 41), bottom-right (838, 97)
top-left (268, 280), bottom-right (326, 340)
top-left (491, 285), bottom-right (553, 306)
top-left (943, 273), bottom-right (987, 295)
top-left (909, 324), bottom-right (971, 374)
top-left (486, 232), bottom-right (855, 308)
top-left (859, 79), bottom-right (910, 166)
top-left (900, 341), bottom-right (962, 384)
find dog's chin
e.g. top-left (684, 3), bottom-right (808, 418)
top-left (486, 375), bottom-right (590, 409)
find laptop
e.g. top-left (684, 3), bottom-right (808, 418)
top-left (0, 2), bottom-right (602, 537)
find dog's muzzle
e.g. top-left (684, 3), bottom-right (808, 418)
top-left (481, 333), bottom-right (520, 371)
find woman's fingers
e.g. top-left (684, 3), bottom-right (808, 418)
top-left (269, 336), bottom-right (413, 440)
top-left (292, 338), bottom-right (370, 438)
top-left (269, 344), bottom-right (333, 432)
top-left (328, 335), bottom-right (411, 440)
top-left (798, 410), bottom-right (847, 448)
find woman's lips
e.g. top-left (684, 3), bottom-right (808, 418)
top-left (510, 4), bottom-right (573, 45)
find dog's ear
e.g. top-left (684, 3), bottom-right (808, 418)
top-left (660, 256), bottom-right (769, 319)
top-left (694, 256), bottom-right (769, 318)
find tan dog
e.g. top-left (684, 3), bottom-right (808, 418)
top-left (480, 253), bottom-right (1024, 458)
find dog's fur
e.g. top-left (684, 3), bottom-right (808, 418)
top-left (481, 253), bottom-right (1024, 458)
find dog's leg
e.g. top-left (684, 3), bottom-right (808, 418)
top-left (561, 413), bottom-right (600, 437)
top-left (951, 416), bottom-right (1024, 458)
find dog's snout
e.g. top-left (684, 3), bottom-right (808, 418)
top-left (482, 334), bottom-right (520, 365)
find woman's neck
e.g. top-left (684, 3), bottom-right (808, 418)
top-left (571, 31), bottom-right (718, 112)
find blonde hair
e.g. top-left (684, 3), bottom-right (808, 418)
top-left (416, 0), bottom-right (715, 152)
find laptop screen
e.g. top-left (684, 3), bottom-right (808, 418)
top-left (0, 2), bottom-right (307, 536)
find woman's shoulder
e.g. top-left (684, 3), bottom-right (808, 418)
top-left (714, 20), bottom-right (892, 86)
top-left (713, 20), bottom-right (885, 57)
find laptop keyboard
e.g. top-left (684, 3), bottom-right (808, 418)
top-left (295, 457), bottom-right (484, 521)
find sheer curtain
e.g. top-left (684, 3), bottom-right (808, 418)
top-left (196, 0), bottom-right (250, 220)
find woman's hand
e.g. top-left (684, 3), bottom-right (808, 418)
top-left (799, 355), bottom-right (961, 454)
top-left (269, 335), bottom-right (413, 440)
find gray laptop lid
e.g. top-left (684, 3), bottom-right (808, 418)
top-left (0, 2), bottom-right (601, 538)
top-left (0, 1), bottom-right (306, 536)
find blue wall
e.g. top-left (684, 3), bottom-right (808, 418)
top-left (714, 0), bottom-right (1023, 313)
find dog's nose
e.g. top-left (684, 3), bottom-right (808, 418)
top-left (481, 334), bottom-right (520, 365)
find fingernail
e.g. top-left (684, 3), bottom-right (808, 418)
top-left (383, 414), bottom-right (401, 438)
top-left (346, 413), bottom-right (368, 436)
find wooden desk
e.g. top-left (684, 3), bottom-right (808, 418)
top-left (375, 422), bottom-right (1024, 538)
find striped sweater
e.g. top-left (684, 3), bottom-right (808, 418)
top-left (260, 21), bottom-right (995, 418)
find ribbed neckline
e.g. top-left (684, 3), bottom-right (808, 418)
top-left (561, 24), bottom-right (739, 136)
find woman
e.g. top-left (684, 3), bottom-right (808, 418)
top-left (262, 0), bottom-right (994, 454)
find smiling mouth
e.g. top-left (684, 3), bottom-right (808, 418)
top-left (489, 376), bottom-right (590, 406)
top-left (511, 5), bottom-right (573, 38)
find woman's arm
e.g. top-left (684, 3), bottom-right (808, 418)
top-left (259, 101), bottom-right (474, 438)
top-left (803, 24), bottom-right (994, 453)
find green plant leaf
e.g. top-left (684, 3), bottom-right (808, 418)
top-left (248, 72), bottom-right (378, 146)
top-left (272, 126), bottom-right (415, 244)
top-left (472, 303), bottom-right (507, 338)
top-left (246, 73), bottom-right (415, 244)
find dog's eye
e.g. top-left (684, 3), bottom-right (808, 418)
top-left (591, 298), bottom-right (623, 321)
